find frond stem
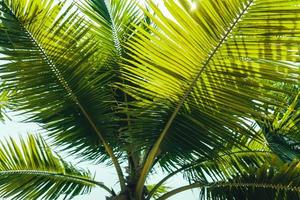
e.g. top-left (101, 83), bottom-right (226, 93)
top-left (146, 149), bottom-right (271, 199)
top-left (157, 182), bottom-right (205, 200)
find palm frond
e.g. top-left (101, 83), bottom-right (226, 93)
top-left (0, 0), bottom-right (145, 196)
top-left (0, 0), bottom-right (127, 190)
top-left (260, 91), bottom-right (300, 162)
top-left (197, 160), bottom-right (300, 200)
top-left (122, 0), bottom-right (300, 195)
top-left (147, 145), bottom-right (274, 199)
top-left (0, 0), bottom-right (121, 162)
top-left (77, 0), bottom-right (152, 178)
top-left (0, 134), bottom-right (103, 200)
top-left (78, 0), bottom-right (145, 59)
top-left (0, 83), bottom-right (13, 121)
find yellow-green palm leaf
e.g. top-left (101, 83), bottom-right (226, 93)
top-left (260, 90), bottom-right (300, 162)
top-left (122, 0), bottom-right (300, 196)
top-left (0, 134), bottom-right (103, 200)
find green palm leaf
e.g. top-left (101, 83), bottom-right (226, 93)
top-left (197, 160), bottom-right (300, 200)
top-left (78, 0), bottom-right (152, 184)
top-left (121, 0), bottom-right (300, 196)
top-left (157, 160), bottom-right (300, 200)
top-left (78, 0), bottom-right (144, 58)
top-left (0, 0), bottom-right (299, 198)
top-left (0, 134), bottom-right (104, 200)
top-left (0, 0), bottom-right (115, 161)
top-left (260, 91), bottom-right (300, 162)
top-left (148, 144), bottom-right (273, 199)
top-left (0, 0), bottom-right (126, 189)
top-left (0, 84), bottom-right (12, 121)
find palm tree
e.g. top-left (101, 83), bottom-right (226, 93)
top-left (0, 0), bottom-right (299, 199)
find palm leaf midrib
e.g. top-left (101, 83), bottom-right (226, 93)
top-left (104, 1), bottom-right (123, 56)
top-left (0, 169), bottom-right (96, 185)
top-left (82, 0), bottom-right (123, 56)
top-left (158, 0), bottom-right (255, 147)
top-left (2, 1), bottom-right (108, 154)
top-left (213, 182), bottom-right (300, 193)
